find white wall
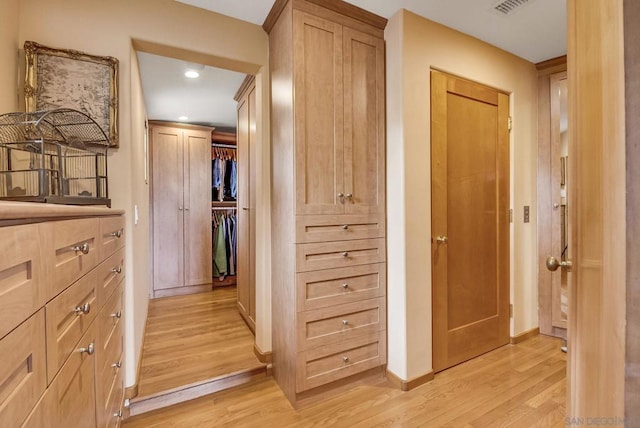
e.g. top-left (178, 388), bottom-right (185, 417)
top-left (0, 0), bottom-right (19, 112)
top-left (385, 9), bottom-right (539, 380)
top-left (14, 0), bottom-right (271, 387)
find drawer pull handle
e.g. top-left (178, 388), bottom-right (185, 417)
top-left (112, 266), bottom-right (123, 274)
top-left (337, 193), bottom-right (344, 198)
top-left (342, 224), bottom-right (349, 230)
top-left (342, 283), bottom-right (349, 289)
top-left (342, 252), bottom-right (349, 258)
top-left (111, 311), bottom-right (122, 319)
top-left (342, 356), bottom-right (349, 363)
top-left (79, 342), bottom-right (95, 355)
top-left (342, 319), bottom-right (349, 326)
top-left (114, 410), bottom-right (123, 419)
top-left (75, 303), bottom-right (91, 315)
top-left (72, 242), bottom-right (90, 255)
top-left (110, 230), bottom-right (123, 238)
top-left (112, 361), bottom-right (122, 369)
top-left (345, 193), bottom-right (353, 199)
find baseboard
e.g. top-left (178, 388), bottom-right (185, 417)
top-left (152, 284), bottom-right (212, 299)
top-left (253, 343), bottom-right (272, 364)
top-left (510, 327), bottom-right (540, 344)
top-left (386, 369), bottom-right (435, 391)
top-left (128, 366), bottom-right (267, 417)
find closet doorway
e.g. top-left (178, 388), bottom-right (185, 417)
top-left (132, 52), bottom-right (264, 413)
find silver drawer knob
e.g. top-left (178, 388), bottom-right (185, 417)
top-left (114, 410), bottom-right (123, 419)
top-left (342, 224), bottom-right (349, 230)
top-left (79, 342), bottom-right (95, 355)
top-left (112, 265), bottom-right (122, 274)
top-left (111, 311), bottom-right (122, 319)
top-left (110, 230), bottom-right (123, 238)
top-left (345, 193), bottom-right (353, 199)
top-left (337, 193), bottom-right (344, 198)
top-left (75, 303), bottom-right (91, 315)
top-left (72, 242), bottom-right (90, 255)
top-left (342, 356), bottom-right (349, 363)
top-left (112, 361), bottom-right (122, 369)
top-left (342, 283), bottom-right (349, 289)
top-left (342, 252), bottom-right (349, 258)
top-left (342, 320), bottom-right (349, 326)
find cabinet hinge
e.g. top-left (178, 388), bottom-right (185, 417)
top-left (510, 304), bottom-right (514, 318)
top-left (508, 116), bottom-right (513, 132)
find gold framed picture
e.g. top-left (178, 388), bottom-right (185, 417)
top-left (23, 41), bottom-right (119, 148)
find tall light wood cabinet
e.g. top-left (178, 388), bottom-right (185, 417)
top-left (150, 122), bottom-right (213, 298)
top-left (267, 0), bottom-right (387, 406)
top-left (235, 77), bottom-right (257, 332)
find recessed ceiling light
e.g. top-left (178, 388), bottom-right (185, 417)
top-left (178, 116), bottom-right (189, 121)
top-left (185, 70), bottom-right (200, 79)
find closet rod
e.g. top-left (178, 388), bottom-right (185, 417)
top-left (212, 143), bottom-right (237, 149)
top-left (212, 206), bottom-right (237, 210)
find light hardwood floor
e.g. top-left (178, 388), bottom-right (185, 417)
top-left (136, 287), bottom-right (263, 398)
top-left (126, 335), bottom-right (566, 427)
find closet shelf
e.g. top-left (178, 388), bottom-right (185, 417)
top-left (212, 201), bottom-right (237, 208)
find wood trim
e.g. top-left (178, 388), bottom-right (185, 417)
top-left (152, 284), bottom-right (211, 299)
top-left (253, 343), bottom-right (273, 364)
top-left (233, 74), bottom-right (256, 102)
top-left (510, 327), bottom-right (540, 345)
top-left (263, 0), bottom-right (387, 34)
top-left (386, 369), bottom-right (435, 391)
top-left (128, 367), bottom-right (267, 416)
top-left (536, 56), bottom-right (567, 77)
top-left (211, 130), bottom-right (237, 144)
top-left (148, 120), bottom-right (214, 133)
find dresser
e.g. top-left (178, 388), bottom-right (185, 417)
top-left (0, 202), bottom-right (125, 428)
top-left (266, 0), bottom-right (387, 405)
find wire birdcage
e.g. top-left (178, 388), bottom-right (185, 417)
top-left (0, 108), bottom-right (110, 206)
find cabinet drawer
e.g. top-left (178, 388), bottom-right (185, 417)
top-left (0, 223), bottom-right (46, 339)
top-left (296, 238), bottom-right (385, 272)
top-left (100, 216), bottom-right (125, 261)
top-left (46, 268), bottom-right (98, 383)
top-left (97, 348), bottom-right (124, 428)
top-left (297, 297), bottom-right (385, 350)
top-left (97, 282), bottom-right (123, 378)
top-left (0, 310), bottom-right (46, 428)
top-left (47, 322), bottom-right (97, 428)
top-left (21, 387), bottom-right (52, 428)
top-left (296, 263), bottom-right (386, 311)
top-left (296, 214), bottom-right (385, 243)
top-left (97, 247), bottom-right (125, 307)
top-left (46, 218), bottom-right (99, 298)
top-left (296, 331), bottom-right (386, 393)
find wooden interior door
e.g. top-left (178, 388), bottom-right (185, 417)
top-left (342, 27), bottom-right (385, 215)
top-left (294, 11), bottom-right (344, 215)
top-left (431, 70), bottom-right (510, 372)
top-left (248, 86), bottom-right (257, 325)
top-left (237, 87), bottom-right (254, 331)
top-left (183, 130), bottom-right (212, 287)
top-left (567, 0), bottom-right (626, 418)
top-left (152, 126), bottom-right (184, 291)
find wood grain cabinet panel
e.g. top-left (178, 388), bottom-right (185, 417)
top-left (296, 238), bottom-right (385, 272)
top-left (96, 282), bottom-right (123, 378)
top-left (0, 310), bottom-right (46, 428)
top-left (295, 214), bottom-right (385, 243)
top-left (45, 268), bottom-right (98, 383)
top-left (45, 218), bottom-right (99, 299)
top-left (47, 322), bottom-right (97, 428)
top-left (296, 331), bottom-right (386, 393)
top-left (0, 223), bottom-right (46, 339)
top-left (99, 216), bottom-right (125, 262)
top-left (296, 263), bottom-right (386, 311)
top-left (297, 297), bottom-right (385, 350)
top-left (97, 247), bottom-right (125, 308)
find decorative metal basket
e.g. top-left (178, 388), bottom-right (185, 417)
top-left (0, 108), bottom-right (110, 206)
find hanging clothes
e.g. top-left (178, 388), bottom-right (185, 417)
top-left (212, 210), bottom-right (237, 279)
top-left (211, 146), bottom-right (237, 202)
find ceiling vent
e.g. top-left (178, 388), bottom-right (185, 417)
top-left (492, 0), bottom-right (535, 16)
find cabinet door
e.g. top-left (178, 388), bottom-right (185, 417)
top-left (343, 28), bottom-right (386, 215)
top-left (152, 126), bottom-right (184, 290)
top-left (183, 130), bottom-right (212, 287)
top-left (294, 11), bottom-right (345, 215)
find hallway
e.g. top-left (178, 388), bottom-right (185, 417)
top-left (125, 335), bottom-right (565, 427)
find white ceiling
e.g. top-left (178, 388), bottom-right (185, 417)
top-left (137, 52), bottom-right (246, 129)
top-left (142, 0), bottom-right (566, 129)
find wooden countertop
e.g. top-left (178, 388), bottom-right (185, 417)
top-left (0, 201), bottom-right (124, 224)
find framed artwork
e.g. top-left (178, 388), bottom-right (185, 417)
top-left (23, 41), bottom-right (119, 148)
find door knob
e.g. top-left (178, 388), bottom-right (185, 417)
top-left (546, 256), bottom-right (573, 272)
top-left (436, 236), bottom-right (448, 244)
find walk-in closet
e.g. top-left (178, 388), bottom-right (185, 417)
top-left (128, 53), bottom-right (263, 414)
